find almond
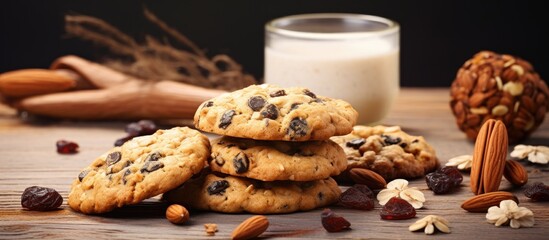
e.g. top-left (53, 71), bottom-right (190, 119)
top-left (349, 168), bottom-right (387, 190)
top-left (0, 69), bottom-right (77, 98)
top-left (503, 160), bottom-right (528, 186)
top-left (470, 119), bottom-right (508, 195)
top-left (461, 191), bottom-right (518, 212)
top-left (231, 215), bottom-right (269, 240)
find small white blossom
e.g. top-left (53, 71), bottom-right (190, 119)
top-left (376, 179), bottom-right (425, 209)
top-left (409, 215), bottom-right (451, 235)
top-left (445, 155), bottom-right (473, 170)
top-left (510, 145), bottom-right (549, 164)
top-left (486, 200), bottom-right (535, 229)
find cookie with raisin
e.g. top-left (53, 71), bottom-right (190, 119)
top-left (68, 127), bottom-right (210, 214)
top-left (163, 172), bottom-right (341, 214)
top-left (209, 136), bottom-right (347, 181)
top-left (331, 125), bottom-right (439, 181)
top-left (194, 84), bottom-right (358, 141)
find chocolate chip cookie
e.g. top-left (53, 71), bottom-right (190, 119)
top-left (209, 136), bottom-right (347, 181)
top-left (163, 172), bottom-right (341, 214)
top-left (68, 127), bottom-right (210, 214)
top-left (331, 125), bottom-right (439, 181)
top-left (194, 84), bottom-right (358, 141)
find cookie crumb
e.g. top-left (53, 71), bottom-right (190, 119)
top-left (204, 223), bottom-right (218, 236)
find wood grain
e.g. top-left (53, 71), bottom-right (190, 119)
top-left (1, 88), bottom-right (548, 239)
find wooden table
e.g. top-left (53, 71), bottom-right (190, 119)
top-left (1, 88), bottom-right (548, 239)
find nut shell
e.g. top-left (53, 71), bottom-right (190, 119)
top-left (450, 51), bottom-right (549, 143)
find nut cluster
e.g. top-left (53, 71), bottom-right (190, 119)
top-left (450, 50), bottom-right (549, 142)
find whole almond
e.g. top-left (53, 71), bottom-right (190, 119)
top-left (231, 215), bottom-right (269, 240)
top-left (503, 160), bottom-right (528, 186)
top-left (349, 168), bottom-right (387, 190)
top-left (165, 204), bottom-right (190, 225)
top-left (0, 69), bottom-right (77, 97)
top-left (471, 119), bottom-right (508, 195)
top-left (461, 191), bottom-right (518, 212)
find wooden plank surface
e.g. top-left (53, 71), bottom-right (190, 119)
top-left (1, 88), bottom-right (548, 239)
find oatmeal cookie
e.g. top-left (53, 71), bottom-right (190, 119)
top-left (209, 136), bottom-right (347, 181)
top-left (194, 84), bottom-right (357, 141)
top-left (331, 125), bottom-right (439, 181)
top-left (163, 172), bottom-right (341, 214)
top-left (68, 127), bottom-right (210, 214)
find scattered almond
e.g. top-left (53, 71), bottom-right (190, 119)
top-left (503, 160), bottom-right (528, 186)
top-left (204, 223), bottom-right (218, 236)
top-left (165, 204), bottom-right (190, 225)
top-left (461, 191), bottom-right (518, 212)
top-left (470, 119), bottom-right (508, 195)
top-left (231, 215), bottom-right (269, 240)
top-left (0, 69), bottom-right (77, 97)
top-left (349, 168), bottom-right (387, 190)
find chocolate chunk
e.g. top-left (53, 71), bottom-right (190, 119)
top-left (269, 90), bottom-right (286, 97)
top-left (399, 143), bottom-right (408, 148)
top-left (140, 161), bottom-right (164, 173)
top-left (106, 151), bottom-right (122, 165)
top-left (248, 96), bottom-right (266, 111)
top-left (346, 138), bottom-right (366, 149)
top-left (233, 152), bottom-right (249, 174)
top-left (290, 103), bottom-right (302, 111)
top-left (382, 135), bottom-right (402, 145)
top-left (412, 139), bottom-right (419, 143)
top-left (78, 170), bottom-right (90, 182)
top-left (207, 180), bottom-right (230, 195)
top-left (287, 117), bottom-right (308, 138)
top-left (145, 152), bottom-right (162, 161)
top-left (203, 101), bottom-right (213, 108)
top-left (122, 169), bottom-right (131, 184)
top-left (303, 89), bottom-right (317, 98)
top-left (260, 104), bottom-right (279, 120)
top-left (219, 110), bottom-right (236, 129)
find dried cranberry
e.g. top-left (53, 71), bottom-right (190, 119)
top-left (339, 187), bottom-right (374, 210)
top-left (56, 140), bottom-right (79, 154)
top-left (321, 208), bottom-right (351, 232)
top-left (352, 184), bottom-right (374, 199)
top-left (439, 166), bottom-right (463, 187)
top-left (21, 186), bottom-right (63, 211)
top-left (425, 172), bottom-right (453, 194)
top-left (524, 182), bottom-right (549, 201)
top-left (380, 197), bottom-right (416, 220)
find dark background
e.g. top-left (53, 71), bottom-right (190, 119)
top-left (1, 0), bottom-right (548, 87)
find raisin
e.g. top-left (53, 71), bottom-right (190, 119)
top-left (106, 151), bottom-right (122, 165)
top-left (56, 140), bottom-right (79, 154)
top-left (425, 172), bottom-right (453, 194)
top-left (78, 170), bottom-right (90, 182)
top-left (140, 161), bottom-right (164, 173)
top-left (339, 187), bottom-right (374, 210)
top-left (145, 152), bottom-right (162, 161)
top-left (303, 89), bottom-right (317, 98)
top-left (114, 135), bottom-right (133, 147)
top-left (122, 169), bottom-right (132, 184)
top-left (207, 180), bottom-right (229, 195)
top-left (382, 135), bottom-right (401, 145)
top-left (219, 110), bottom-right (236, 129)
top-left (439, 166), bottom-right (463, 187)
top-left (260, 104), bottom-right (279, 120)
top-left (321, 208), bottom-right (351, 232)
top-left (233, 152), bottom-right (249, 174)
top-left (248, 96), bottom-right (266, 111)
top-left (125, 120), bottom-right (157, 136)
top-left (346, 138), bottom-right (366, 149)
top-left (21, 186), bottom-right (63, 211)
top-left (203, 101), bottom-right (214, 108)
top-left (287, 117), bottom-right (308, 138)
top-left (290, 103), bottom-right (302, 111)
top-left (380, 197), bottom-right (416, 220)
top-left (524, 182), bottom-right (549, 201)
top-left (269, 90), bottom-right (286, 97)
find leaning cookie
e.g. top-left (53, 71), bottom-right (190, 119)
top-left (209, 136), bottom-right (347, 181)
top-left (68, 127), bottom-right (210, 214)
top-left (194, 84), bottom-right (358, 141)
top-left (331, 125), bottom-right (439, 181)
top-left (163, 172), bottom-right (341, 214)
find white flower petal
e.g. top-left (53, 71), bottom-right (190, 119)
top-left (528, 151), bottom-right (549, 164)
top-left (424, 223), bottom-right (435, 235)
top-left (510, 145), bottom-right (532, 159)
top-left (516, 215), bottom-right (535, 228)
top-left (486, 207), bottom-right (505, 222)
top-left (509, 219), bottom-right (521, 229)
top-left (400, 188), bottom-right (425, 209)
top-left (409, 219), bottom-right (428, 232)
top-left (495, 216), bottom-right (509, 227)
top-left (499, 199), bottom-right (518, 211)
top-left (537, 146), bottom-right (549, 155)
top-left (446, 155), bottom-right (472, 170)
top-left (387, 179), bottom-right (408, 190)
top-left (433, 220), bottom-right (450, 233)
top-left (376, 189), bottom-right (399, 205)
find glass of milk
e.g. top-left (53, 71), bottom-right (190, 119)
top-left (264, 13), bottom-right (399, 125)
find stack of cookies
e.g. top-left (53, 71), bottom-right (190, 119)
top-left (164, 84), bottom-right (358, 214)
